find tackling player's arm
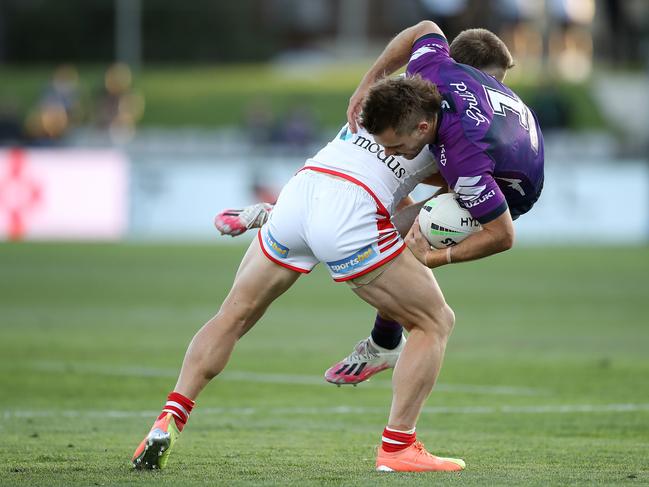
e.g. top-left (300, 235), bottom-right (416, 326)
top-left (407, 200), bottom-right (514, 268)
top-left (394, 173), bottom-right (446, 212)
top-left (407, 209), bottom-right (515, 268)
top-left (396, 195), bottom-right (416, 212)
top-left (347, 20), bottom-right (445, 132)
top-left (406, 149), bottom-right (515, 268)
top-left (393, 174), bottom-right (449, 237)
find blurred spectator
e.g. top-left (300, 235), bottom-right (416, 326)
top-left (273, 103), bottom-right (317, 150)
top-left (244, 98), bottom-right (317, 150)
top-left (548, 0), bottom-right (595, 81)
top-left (527, 83), bottom-right (571, 131)
top-left (0, 100), bottom-right (24, 146)
top-left (251, 174), bottom-right (279, 205)
top-left (495, 0), bottom-right (545, 76)
top-left (243, 98), bottom-right (275, 145)
top-left (93, 63), bottom-right (145, 143)
top-left (419, 0), bottom-right (468, 39)
top-left (42, 64), bottom-right (82, 124)
top-left (24, 64), bottom-right (81, 145)
top-left (601, 0), bottom-right (648, 67)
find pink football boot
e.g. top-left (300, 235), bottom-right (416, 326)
top-left (324, 335), bottom-right (405, 385)
top-left (214, 202), bottom-right (273, 236)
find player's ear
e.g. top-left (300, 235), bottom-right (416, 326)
top-left (417, 120), bottom-right (429, 134)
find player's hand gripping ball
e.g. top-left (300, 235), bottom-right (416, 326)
top-left (418, 193), bottom-right (482, 249)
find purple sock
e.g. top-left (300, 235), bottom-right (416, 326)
top-left (371, 314), bottom-right (404, 350)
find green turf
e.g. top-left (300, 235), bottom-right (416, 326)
top-left (1, 243), bottom-right (648, 486)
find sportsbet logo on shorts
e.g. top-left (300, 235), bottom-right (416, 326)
top-left (327, 245), bottom-right (377, 275)
top-left (265, 231), bottom-right (289, 259)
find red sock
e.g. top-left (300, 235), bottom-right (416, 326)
top-left (158, 391), bottom-right (195, 431)
top-left (381, 426), bottom-right (416, 452)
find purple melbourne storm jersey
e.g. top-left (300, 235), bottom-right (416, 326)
top-left (406, 34), bottom-right (545, 223)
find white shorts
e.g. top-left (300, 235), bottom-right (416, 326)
top-left (258, 167), bottom-right (405, 282)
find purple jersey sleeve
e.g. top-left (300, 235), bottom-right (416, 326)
top-left (407, 34), bottom-right (451, 75)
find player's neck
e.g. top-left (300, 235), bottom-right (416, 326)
top-left (427, 114), bottom-right (441, 145)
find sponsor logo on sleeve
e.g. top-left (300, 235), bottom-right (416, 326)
top-left (265, 231), bottom-right (289, 259)
top-left (410, 44), bottom-right (443, 61)
top-left (327, 244), bottom-right (377, 275)
top-left (453, 176), bottom-right (496, 209)
top-left (438, 144), bottom-right (447, 166)
top-left (462, 190), bottom-right (495, 208)
top-left (338, 125), bottom-right (353, 141)
top-left (453, 176), bottom-right (486, 202)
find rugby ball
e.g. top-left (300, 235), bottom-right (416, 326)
top-left (418, 192), bottom-right (482, 249)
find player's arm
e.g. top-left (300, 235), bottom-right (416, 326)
top-left (420, 172), bottom-right (447, 187)
top-left (396, 195), bottom-right (416, 212)
top-left (407, 209), bottom-right (515, 268)
top-left (347, 20), bottom-right (445, 132)
top-left (393, 176), bottom-right (449, 238)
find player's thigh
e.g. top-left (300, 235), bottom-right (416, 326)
top-left (222, 237), bottom-right (301, 325)
top-left (353, 248), bottom-right (448, 329)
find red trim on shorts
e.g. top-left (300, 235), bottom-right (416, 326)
top-left (257, 231), bottom-right (311, 274)
top-left (377, 231), bottom-right (397, 246)
top-left (300, 166), bottom-right (391, 219)
top-left (377, 217), bottom-right (394, 231)
top-left (333, 242), bottom-right (406, 282)
top-left (379, 237), bottom-right (400, 254)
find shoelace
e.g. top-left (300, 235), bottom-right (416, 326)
top-left (347, 339), bottom-right (380, 362)
top-left (412, 441), bottom-right (435, 459)
top-left (238, 203), bottom-right (268, 229)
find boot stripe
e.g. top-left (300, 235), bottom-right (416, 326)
top-left (354, 362), bottom-right (367, 376)
top-left (334, 364), bottom-right (350, 375)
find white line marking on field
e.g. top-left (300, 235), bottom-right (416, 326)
top-left (3, 403), bottom-right (649, 421)
top-left (28, 361), bottom-right (545, 396)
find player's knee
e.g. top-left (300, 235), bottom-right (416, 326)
top-left (403, 302), bottom-right (454, 339)
top-left (430, 304), bottom-right (455, 340)
top-left (443, 304), bottom-right (456, 334)
top-left (215, 301), bottom-right (261, 337)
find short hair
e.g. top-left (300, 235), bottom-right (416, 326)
top-left (362, 75), bottom-right (442, 135)
top-left (450, 28), bottom-right (514, 73)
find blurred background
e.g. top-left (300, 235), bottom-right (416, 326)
top-left (0, 0), bottom-right (648, 244)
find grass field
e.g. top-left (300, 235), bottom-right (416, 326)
top-left (1, 243), bottom-right (648, 486)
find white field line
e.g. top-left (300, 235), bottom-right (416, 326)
top-left (3, 403), bottom-right (649, 421)
top-left (29, 361), bottom-right (545, 396)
